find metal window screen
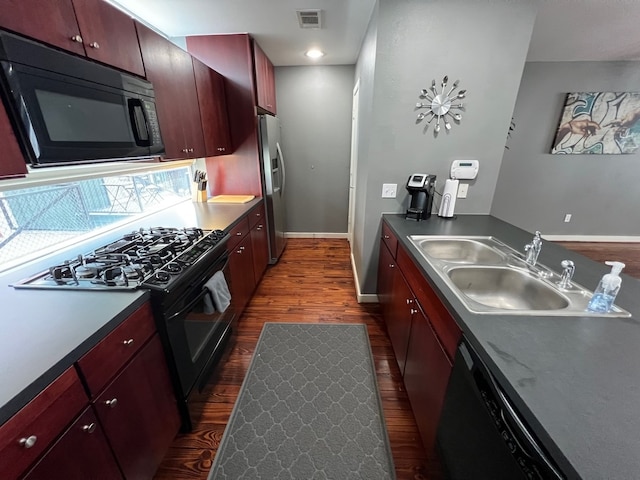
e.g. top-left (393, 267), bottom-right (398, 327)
top-left (0, 166), bottom-right (191, 269)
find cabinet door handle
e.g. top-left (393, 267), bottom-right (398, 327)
top-left (236, 250), bottom-right (242, 254)
top-left (410, 308), bottom-right (418, 315)
top-left (89, 41), bottom-right (100, 49)
top-left (406, 299), bottom-right (414, 304)
top-left (236, 232), bottom-right (242, 236)
top-left (239, 246), bottom-right (245, 251)
top-left (82, 423), bottom-right (97, 434)
top-left (384, 235), bottom-right (390, 239)
top-left (122, 338), bottom-right (134, 346)
top-left (70, 34), bottom-right (83, 43)
top-left (389, 264), bottom-right (395, 268)
top-left (188, 148), bottom-right (194, 153)
top-left (181, 148), bottom-right (189, 153)
top-left (105, 398), bottom-right (118, 408)
top-left (19, 435), bottom-right (37, 448)
top-left (217, 147), bottom-right (225, 151)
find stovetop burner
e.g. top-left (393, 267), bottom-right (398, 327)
top-left (12, 227), bottom-right (228, 292)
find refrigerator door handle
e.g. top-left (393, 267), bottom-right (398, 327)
top-left (277, 141), bottom-right (286, 195)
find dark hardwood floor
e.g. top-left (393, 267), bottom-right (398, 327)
top-left (154, 238), bottom-right (435, 480)
top-left (557, 242), bottom-right (640, 279)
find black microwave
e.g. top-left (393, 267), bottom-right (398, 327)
top-left (0, 30), bottom-right (164, 167)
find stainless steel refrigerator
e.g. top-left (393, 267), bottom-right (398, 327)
top-left (258, 114), bottom-right (287, 263)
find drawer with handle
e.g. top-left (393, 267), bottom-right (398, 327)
top-left (248, 202), bottom-right (265, 229)
top-left (227, 216), bottom-right (250, 252)
top-left (381, 221), bottom-right (398, 259)
top-left (0, 367), bottom-right (88, 479)
top-left (77, 303), bottom-right (156, 397)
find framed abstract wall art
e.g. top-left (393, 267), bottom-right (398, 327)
top-left (551, 92), bottom-right (640, 154)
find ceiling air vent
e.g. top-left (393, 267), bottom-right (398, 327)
top-left (297, 9), bottom-right (323, 29)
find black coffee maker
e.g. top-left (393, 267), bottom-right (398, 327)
top-left (405, 174), bottom-right (437, 221)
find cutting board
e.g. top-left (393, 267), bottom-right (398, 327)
top-left (208, 195), bottom-right (256, 204)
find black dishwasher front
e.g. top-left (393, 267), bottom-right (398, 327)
top-left (436, 337), bottom-right (564, 480)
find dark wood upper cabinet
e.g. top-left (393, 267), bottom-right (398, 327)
top-left (0, 0), bottom-right (86, 56)
top-left (192, 58), bottom-right (232, 156)
top-left (253, 42), bottom-right (276, 115)
top-left (0, 0), bottom-right (144, 76)
top-left (0, 99), bottom-right (27, 178)
top-left (136, 22), bottom-right (205, 160)
top-left (71, 0), bottom-right (145, 76)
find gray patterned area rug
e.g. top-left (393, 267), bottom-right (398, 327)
top-left (208, 323), bottom-right (396, 480)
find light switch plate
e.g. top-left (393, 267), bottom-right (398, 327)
top-left (382, 183), bottom-right (397, 198)
top-left (457, 183), bottom-right (469, 198)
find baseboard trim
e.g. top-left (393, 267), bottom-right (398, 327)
top-left (350, 251), bottom-right (379, 303)
top-left (285, 232), bottom-right (348, 239)
top-left (544, 235), bottom-right (640, 242)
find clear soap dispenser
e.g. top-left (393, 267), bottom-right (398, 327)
top-left (586, 261), bottom-right (625, 313)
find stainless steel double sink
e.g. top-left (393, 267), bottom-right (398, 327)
top-left (408, 236), bottom-right (631, 317)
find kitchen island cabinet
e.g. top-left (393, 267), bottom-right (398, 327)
top-left (0, 0), bottom-right (144, 76)
top-left (0, 100), bottom-right (27, 178)
top-left (379, 214), bottom-right (640, 479)
top-left (377, 219), bottom-right (460, 452)
top-left (136, 22), bottom-right (205, 160)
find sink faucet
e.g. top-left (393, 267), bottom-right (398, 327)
top-left (524, 231), bottom-right (542, 266)
top-left (558, 260), bottom-right (575, 289)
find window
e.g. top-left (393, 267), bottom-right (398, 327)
top-left (0, 165), bottom-right (192, 271)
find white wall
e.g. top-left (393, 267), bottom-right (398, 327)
top-left (353, 0), bottom-right (538, 293)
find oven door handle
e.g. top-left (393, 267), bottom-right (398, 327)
top-left (166, 288), bottom-right (211, 323)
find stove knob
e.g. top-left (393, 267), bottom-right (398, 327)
top-left (154, 271), bottom-right (171, 283)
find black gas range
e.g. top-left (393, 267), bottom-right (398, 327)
top-left (12, 227), bottom-right (228, 295)
top-left (13, 226), bottom-right (235, 432)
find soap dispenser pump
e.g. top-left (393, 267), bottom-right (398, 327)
top-left (586, 261), bottom-right (625, 313)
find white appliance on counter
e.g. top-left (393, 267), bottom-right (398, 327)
top-left (438, 179), bottom-right (459, 218)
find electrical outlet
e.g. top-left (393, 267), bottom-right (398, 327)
top-left (564, 213), bottom-right (572, 223)
top-left (382, 183), bottom-right (397, 198)
top-left (457, 183), bottom-right (469, 198)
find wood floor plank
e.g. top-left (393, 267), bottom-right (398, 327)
top-left (154, 238), bottom-right (435, 480)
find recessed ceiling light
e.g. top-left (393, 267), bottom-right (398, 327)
top-left (305, 49), bottom-right (325, 59)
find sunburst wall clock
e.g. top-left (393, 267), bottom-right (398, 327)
top-left (415, 76), bottom-right (466, 135)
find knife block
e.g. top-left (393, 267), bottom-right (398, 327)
top-left (192, 186), bottom-right (207, 203)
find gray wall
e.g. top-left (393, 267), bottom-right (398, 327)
top-left (491, 61), bottom-right (640, 235)
top-left (275, 66), bottom-right (354, 233)
top-left (353, 0), bottom-right (538, 293)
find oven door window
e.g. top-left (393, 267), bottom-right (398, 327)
top-left (182, 289), bottom-right (226, 363)
top-left (164, 268), bottom-right (231, 395)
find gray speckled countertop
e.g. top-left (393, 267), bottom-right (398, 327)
top-left (0, 198), bottom-right (261, 425)
top-left (383, 214), bottom-right (640, 480)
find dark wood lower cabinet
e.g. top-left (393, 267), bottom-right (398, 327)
top-left (378, 219), bottom-right (461, 456)
top-left (93, 334), bottom-right (180, 480)
top-left (228, 235), bottom-right (255, 314)
top-left (403, 308), bottom-right (452, 453)
top-left (387, 269), bottom-right (414, 376)
top-left (251, 221), bottom-right (269, 285)
top-left (23, 407), bottom-right (122, 480)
